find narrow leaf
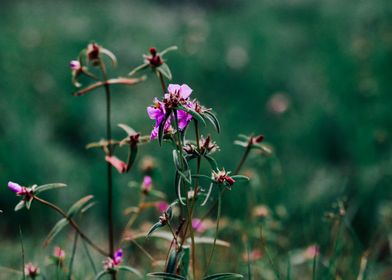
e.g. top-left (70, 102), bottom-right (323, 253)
top-left (159, 45), bottom-right (178, 56)
top-left (146, 221), bottom-right (164, 239)
top-left (14, 200), bottom-right (25, 212)
top-left (128, 63), bottom-right (149, 76)
top-left (34, 183), bottom-right (67, 195)
top-left (175, 173), bottom-right (186, 206)
top-left (43, 218), bottom-right (68, 246)
top-left (177, 105), bottom-right (206, 126)
top-left (165, 249), bottom-right (178, 273)
top-left (118, 123), bottom-right (137, 136)
top-left (158, 112), bottom-right (171, 145)
top-left (201, 183), bottom-right (214, 206)
top-left (117, 266), bottom-right (143, 278)
top-left (203, 273), bottom-right (244, 280)
top-left (205, 155), bottom-right (219, 170)
top-left (67, 195), bottom-right (94, 217)
top-left (147, 272), bottom-right (186, 280)
top-left (157, 63), bottom-right (172, 80)
top-left (94, 270), bottom-right (109, 280)
top-left (203, 111), bottom-right (221, 133)
top-left (231, 175), bottom-right (249, 182)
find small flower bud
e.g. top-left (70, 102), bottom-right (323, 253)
top-left (113, 249), bottom-right (123, 265)
top-left (53, 246), bottom-right (65, 263)
top-left (212, 169), bottom-right (235, 186)
top-left (87, 42), bottom-right (100, 62)
top-left (146, 47), bottom-right (163, 67)
top-left (251, 134), bottom-right (264, 144)
top-left (69, 60), bottom-right (81, 71)
top-left (8, 181), bottom-right (23, 193)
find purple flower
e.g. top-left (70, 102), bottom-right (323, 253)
top-left (8, 181), bottom-right (23, 194)
top-left (113, 249), bottom-right (123, 265)
top-left (149, 118), bottom-right (172, 140)
top-left (147, 98), bottom-right (166, 125)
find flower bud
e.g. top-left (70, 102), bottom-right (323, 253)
top-left (69, 60), bottom-right (81, 71)
top-left (8, 181), bottom-right (23, 193)
top-left (53, 246), bottom-right (65, 263)
top-left (87, 42), bottom-right (100, 62)
top-left (141, 176), bottom-right (152, 195)
top-left (105, 156), bottom-right (127, 173)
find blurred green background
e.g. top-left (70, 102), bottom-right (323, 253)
top-left (1, 0), bottom-right (392, 277)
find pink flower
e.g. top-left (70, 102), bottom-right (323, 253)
top-left (105, 156), bottom-right (127, 173)
top-left (304, 245), bottom-right (319, 260)
top-left (54, 246), bottom-right (65, 260)
top-left (192, 218), bottom-right (206, 233)
top-left (8, 181), bottom-right (23, 194)
top-left (167, 84), bottom-right (192, 100)
top-left (155, 201), bottom-right (169, 213)
top-left (212, 169), bottom-right (235, 186)
top-left (103, 249), bottom-right (123, 271)
top-left (141, 176), bottom-right (152, 194)
top-left (69, 60), bottom-right (81, 71)
top-left (25, 263), bottom-right (40, 278)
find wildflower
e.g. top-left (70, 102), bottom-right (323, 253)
top-left (8, 181), bottom-right (24, 194)
top-left (105, 156), bottom-right (127, 173)
top-left (243, 249), bottom-right (263, 262)
top-left (53, 246), bottom-right (65, 262)
top-left (25, 263), bottom-right (40, 279)
top-left (163, 84), bottom-right (192, 110)
top-left (192, 218), bottom-right (206, 233)
top-left (212, 169), bottom-right (235, 186)
top-left (199, 135), bottom-right (219, 155)
top-left (250, 134), bottom-right (264, 145)
top-left (147, 98), bottom-right (166, 125)
top-left (144, 47), bottom-right (163, 67)
top-left (149, 119), bottom-right (172, 140)
top-left (252, 205), bottom-right (270, 219)
top-left (141, 175), bottom-right (152, 194)
top-left (87, 42), bottom-right (100, 63)
top-left (69, 60), bottom-right (81, 71)
top-left (155, 201), bottom-right (169, 213)
top-left (103, 249), bottom-right (123, 271)
top-left (304, 245), bottom-right (319, 260)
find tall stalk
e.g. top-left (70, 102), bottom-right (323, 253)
top-left (99, 60), bottom-right (116, 280)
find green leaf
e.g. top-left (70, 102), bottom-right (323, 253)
top-left (34, 183), bottom-right (67, 195)
top-left (94, 270), bottom-right (109, 280)
top-left (233, 140), bottom-right (248, 148)
top-left (159, 45), bottom-right (178, 56)
top-left (117, 266), bottom-right (143, 278)
top-left (205, 155), bottom-right (219, 170)
top-left (44, 218), bottom-right (68, 246)
top-left (14, 200), bottom-right (25, 212)
top-left (201, 183), bottom-right (214, 206)
top-left (128, 63), bottom-right (149, 76)
top-left (175, 172), bottom-right (186, 206)
top-left (25, 199), bottom-right (33, 210)
top-left (203, 273), bottom-right (244, 280)
top-left (165, 249), bottom-right (178, 273)
top-left (118, 123), bottom-right (137, 136)
top-left (157, 63), bottom-right (172, 80)
top-left (231, 175), bottom-right (250, 182)
top-left (192, 237), bottom-right (230, 248)
top-left (158, 112), bottom-right (171, 145)
top-left (203, 111), bottom-right (221, 133)
top-left (178, 246), bottom-right (190, 277)
top-left (67, 195), bottom-right (95, 217)
top-left (147, 272), bottom-right (186, 280)
top-left (177, 105), bottom-right (206, 126)
top-left (146, 221), bottom-right (164, 239)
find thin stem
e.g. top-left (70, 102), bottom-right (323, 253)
top-left (81, 239), bottom-right (97, 275)
top-left (234, 141), bottom-right (252, 175)
top-left (205, 191), bottom-right (222, 274)
top-left (259, 225), bottom-right (281, 280)
top-left (158, 72), bottom-right (166, 93)
top-left (99, 59), bottom-right (116, 280)
top-left (33, 196), bottom-right (109, 257)
top-left (67, 231), bottom-right (78, 280)
top-left (19, 226), bottom-right (25, 280)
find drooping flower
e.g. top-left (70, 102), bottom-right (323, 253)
top-left (105, 156), bottom-right (127, 173)
top-left (25, 263), bottom-right (40, 279)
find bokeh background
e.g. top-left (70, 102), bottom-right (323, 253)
top-left (1, 0), bottom-right (392, 278)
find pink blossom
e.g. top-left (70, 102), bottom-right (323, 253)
top-left (141, 176), bottom-right (152, 194)
top-left (69, 60), bottom-right (81, 71)
top-left (304, 245), bottom-right (319, 260)
top-left (54, 246), bottom-right (65, 260)
top-left (155, 201), bottom-right (169, 213)
top-left (8, 181), bottom-right (23, 194)
top-left (113, 249), bottom-right (123, 265)
top-left (192, 218), bottom-right (206, 233)
top-left (105, 156), bottom-right (127, 173)
top-left (167, 84), bottom-right (192, 100)
top-left (25, 263), bottom-right (40, 278)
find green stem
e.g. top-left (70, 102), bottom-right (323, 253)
top-left (33, 196), bottom-right (109, 257)
top-left (234, 141), bottom-right (252, 175)
top-left (19, 226), bottom-right (25, 280)
top-left (205, 191), bottom-right (222, 274)
top-left (67, 231), bottom-right (78, 280)
top-left (81, 238), bottom-right (97, 275)
top-left (99, 59), bottom-right (116, 280)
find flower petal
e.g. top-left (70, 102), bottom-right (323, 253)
top-left (179, 84), bottom-right (192, 99)
top-left (168, 84), bottom-right (180, 94)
